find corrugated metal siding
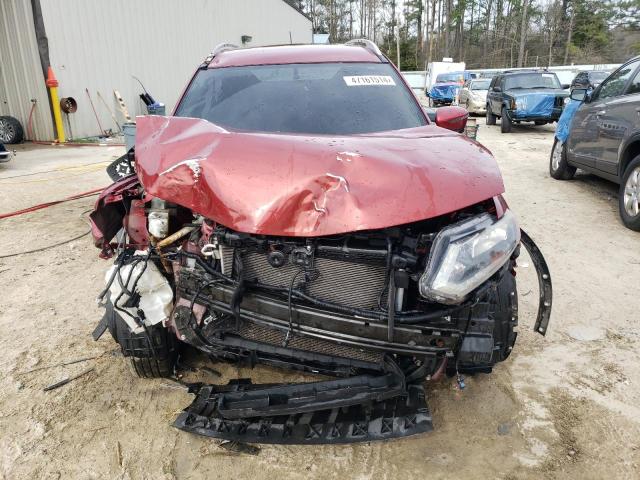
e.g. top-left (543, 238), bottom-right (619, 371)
top-left (39, 0), bottom-right (312, 139)
top-left (0, 0), bottom-right (53, 141)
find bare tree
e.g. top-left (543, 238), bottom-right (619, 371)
top-left (517, 0), bottom-right (529, 67)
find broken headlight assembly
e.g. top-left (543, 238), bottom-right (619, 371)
top-left (419, 210), bottom-right (520, 304)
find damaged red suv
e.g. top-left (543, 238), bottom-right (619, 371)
top-left (91, 41), bottom-right (551, 444)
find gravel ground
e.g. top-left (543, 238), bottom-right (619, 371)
top-left (0, 122), bottom-right (639, 480)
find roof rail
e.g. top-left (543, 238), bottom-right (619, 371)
top-left (200, 43), bottom-right (240, 68)
top-left (344, 39), bottom-right (382, 57)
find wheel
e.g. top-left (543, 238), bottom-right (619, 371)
top-left (549, 138), bottom-right (576, 180)
top-left (0, 116), bottom-right (24, 144)
top-left (486, 105), bottom-right (497, 125)
top-left (534, 120), bottom-right (547, 126)
top-left (106, 302), bottom-right (178, 378)
top-left (619, 156), bottom-right (640, 231)
top-left (500, 107), bottom-right (512, 133)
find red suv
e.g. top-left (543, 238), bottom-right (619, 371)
top-left (90, 41), bottom-right (551, 444)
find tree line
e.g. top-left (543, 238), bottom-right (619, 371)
top-left (286, 0), bottom-right (640, 70)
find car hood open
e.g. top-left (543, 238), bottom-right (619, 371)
top-left (135, 116), bottom-right (504, 237)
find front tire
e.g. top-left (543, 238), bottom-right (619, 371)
top-left (500, 107), bottom-right (512, 133)
top-left (106, 302), bottom-right (178, 378)
top-left (549, 138), bottom-right (576, 180)
top-left (619, 156), bottom-right (640, 231)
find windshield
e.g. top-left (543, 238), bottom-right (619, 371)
top-left (175, 63), bottom-right (426, 135)
top-left (436, 72), bottom-right (464, 83)
top-left (590, 71), bottom-right (609, 82)
top-left (504, 73), bottom-right (561, 90)
top-left (470, 79), bottom-right (491, 90)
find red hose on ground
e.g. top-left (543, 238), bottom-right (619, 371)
top-left (0, 186), bottom-right (107, 220)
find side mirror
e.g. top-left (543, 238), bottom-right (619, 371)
top-left (493, 86), bottom-right (502, 92)
top-left (561, 83), bottom-right (571, 90)
top-left (570, 88), bottom-right (587, 102)
top-left (435, 106), bottom-right (468, 132)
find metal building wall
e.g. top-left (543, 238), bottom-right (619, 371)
top-left (0, 0), bottom-right (53, 141)
top-left (39, 0), bottom-right (312, 139)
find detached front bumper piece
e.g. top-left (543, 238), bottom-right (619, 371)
top-left (173, 376), bottom-right (432, 444)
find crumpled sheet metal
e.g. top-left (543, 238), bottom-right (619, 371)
top-left (429, 83), bottom-right (460, 101)
top-left (135, 116), bottom-right (505, 237)
top-left (511, 93), bottom-right (556, 118)
top-left (555, 99), bottom-right (582, 143)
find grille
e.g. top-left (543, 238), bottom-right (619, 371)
top-left (236, 321), bottom-right (383, 363)
top-left (239, 250), bottom-right (388, 310)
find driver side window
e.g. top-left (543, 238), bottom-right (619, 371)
top-left (597, 60), bottom-right (640, 99)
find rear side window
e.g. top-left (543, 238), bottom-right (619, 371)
top-left (175, 63), bottom-right (426, 135)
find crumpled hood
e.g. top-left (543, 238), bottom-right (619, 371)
top-left (135, 116), bottom-right (504, 237)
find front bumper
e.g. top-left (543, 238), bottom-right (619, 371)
top-left (508, 107), bottom-right (563, 122)
top-left (467, 98), bottom-right (486, 113)
top-left (174, 378), bottom-right (433, 444)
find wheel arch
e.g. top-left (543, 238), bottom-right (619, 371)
top-left (619, 137), bottom-right (640, 179)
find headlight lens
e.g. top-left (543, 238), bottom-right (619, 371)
top-left (563, 97), bottom-right (570, 105)
top-left (419, 210), bottom-right (520, 304)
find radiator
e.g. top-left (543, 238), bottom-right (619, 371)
top-left (222, 247), bottom-right (388, 311)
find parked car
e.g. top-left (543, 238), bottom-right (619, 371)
top-left (570, 70), bottom-right (611, 91)
top-left (427, 81), bottom-right (461, 106)
top-left (0, 116), bottom-right (24, 144)
top-left (550, 56), bottom-right (640, 231)
top-left (0, 143), bottom-right (11, 163)
top-left (90, 41), bottom-right (552, 444)
top-left (486, 70), bottom-right (570, 133)
top-left (459, 78), bottom-right (491, 114)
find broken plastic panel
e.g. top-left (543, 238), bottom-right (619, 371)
top-left (174, 379), bottom-right (432, 444)
top-left (105, 251), bottom-right (173, 333)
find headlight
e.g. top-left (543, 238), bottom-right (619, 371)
top-left (563, 97), bottom-right (570, 105)
top-left (419, 210), bottom-right (520, 304)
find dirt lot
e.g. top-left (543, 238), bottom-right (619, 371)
top-left (1, 123), bottom-right (639, 480)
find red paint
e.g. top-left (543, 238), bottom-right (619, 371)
top-left (124, 199), bottom-right (150, 247)
top-left (135, 116), bottom-right (504, 237)
top-left (435, 106), bottom-right (469, 132)
top-left (90, 176), bottom-right (141, 248)
top-left (208, 45), bottom-right (381, 69)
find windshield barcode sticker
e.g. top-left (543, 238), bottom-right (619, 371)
top-left (343, 75), bottom-right (396, 86)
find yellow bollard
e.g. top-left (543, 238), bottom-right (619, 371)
top-left (46, 67), bottom-right (65, 143)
